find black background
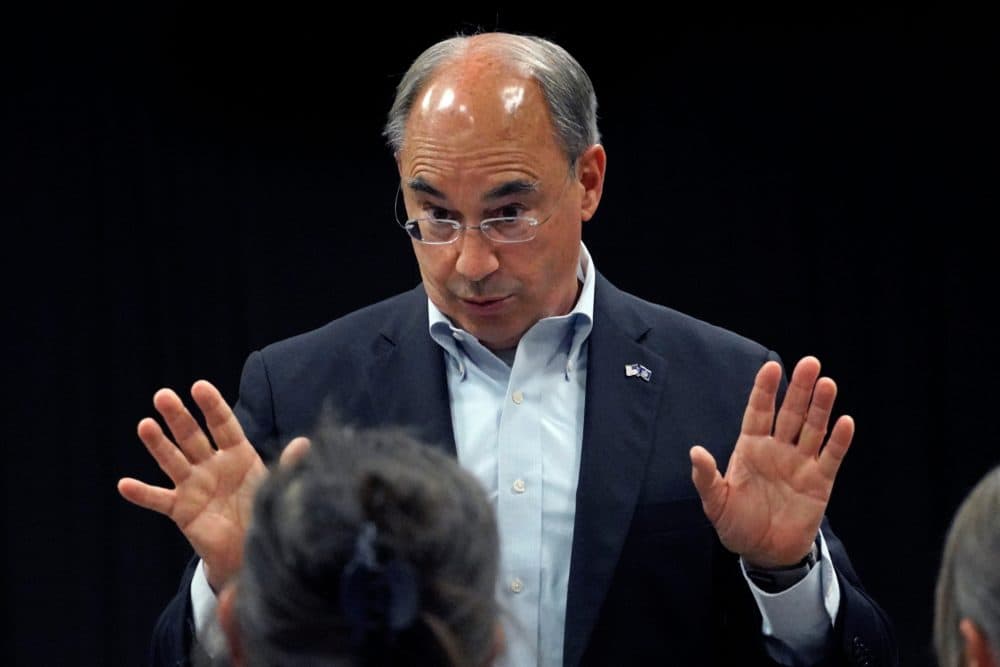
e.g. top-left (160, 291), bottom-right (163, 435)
top-left (4, 5), bottom-right (997, 665)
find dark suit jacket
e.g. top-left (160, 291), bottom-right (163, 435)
top-left (151, 273), bottom-right (897, 666)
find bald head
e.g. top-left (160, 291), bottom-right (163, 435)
top-left (401, 53), bottom-right (554, 165)
top-left (384, 33), bottom-right (600, 167)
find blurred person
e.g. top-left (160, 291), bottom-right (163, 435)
top-left (935, 465), bottom-right (1000, 667)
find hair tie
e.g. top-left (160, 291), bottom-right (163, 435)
top-left (340, 522), bottom-right (420, 647)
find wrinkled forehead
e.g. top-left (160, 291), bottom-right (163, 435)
top-left (400, 61), bottom-right (558, 157)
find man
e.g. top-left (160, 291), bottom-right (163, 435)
top-left (119, 33), bottom-right (897, 665)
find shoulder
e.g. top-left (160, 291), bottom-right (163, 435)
top-left (234, 284), bottom-right (430, 442)
top-left (594, 273), bottom-right (774, 367)
top-left (259, 284), bottom-right (426, 363)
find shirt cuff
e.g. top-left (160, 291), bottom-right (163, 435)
top-left (740, 532), bottom-right (841, 663)
top-left (190, 559), bottom-right (226, 657)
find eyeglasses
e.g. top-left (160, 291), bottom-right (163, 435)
top-left (395, 176), bottom-right (571, 245)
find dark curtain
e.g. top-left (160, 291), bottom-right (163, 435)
top-left (4, 6), bottom-right (996, 665)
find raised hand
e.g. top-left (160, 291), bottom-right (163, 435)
top-left (117, 381), bottom-right (268, 591)
top-left (689, 356), bottom-right (854, 568)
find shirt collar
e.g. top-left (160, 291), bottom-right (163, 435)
top-left (428, 242), bottom-right (596, 379)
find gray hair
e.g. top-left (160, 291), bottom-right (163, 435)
top-left (934, 465), bottom-right (1000, 667)
top-left (233, 423), bottom-right (500, 667)
top-left (384, 33), bottom-right (600, 167)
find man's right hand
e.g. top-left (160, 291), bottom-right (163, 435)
top-left (117, 380), bottom-right (267, 592)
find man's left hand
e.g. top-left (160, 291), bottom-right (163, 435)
top-left (690, 356), bottom-right (853, 567)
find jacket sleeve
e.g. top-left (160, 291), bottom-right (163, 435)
top-left (822, 517), bottom-right (899, 666)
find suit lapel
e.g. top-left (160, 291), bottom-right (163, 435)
top-left (563, 275), bottom-right (667, 667)
top-left (366, 284), bottom-right (457, 456)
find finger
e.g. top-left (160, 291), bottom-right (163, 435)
top-left (818, 415), bottom-right (855, 480)
top-left (137, 417), bottom-right (192, 484)
top-left (191, 380), bottom-right (248, 450)
top-left (740, 361), bottom-right (783, 437)
top-left (773, 356), bottom-right (822, 444)
top-left (117, 477), bottom-right (176, 516)
top-left (690, 445), bottom-right (727, 524)
top-left (279, 437), bottom-right (312, 467)
top-left (154, 388), bottom-right (215, 463)
top-left (797, 377), bottom-right (837, 458)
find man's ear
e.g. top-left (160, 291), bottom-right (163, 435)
top-left (961, 618), bottom-right (998, 667)
top-left (218, 582), bottom-right (246, 667)
top-left (577, 144), bottom-right (607, 223)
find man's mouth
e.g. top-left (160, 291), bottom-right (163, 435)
top-left (459, 295), bottom-right (511, 313)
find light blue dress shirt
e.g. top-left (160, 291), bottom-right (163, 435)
top-left (428, 246), bottom-right (595, 667)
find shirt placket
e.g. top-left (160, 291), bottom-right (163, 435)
top-left (497, 342), bottom-right (543, 664)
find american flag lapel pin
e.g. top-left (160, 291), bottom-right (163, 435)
top-left (625, 363), bottom-right (652, 382)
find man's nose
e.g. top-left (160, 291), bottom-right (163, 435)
top-left (454, 228), bottom-right (500, 283)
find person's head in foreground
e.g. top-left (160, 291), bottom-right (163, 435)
top-left (216, 424), bottom-right (502, 667)
top-left (935, 465), bottom-right (1000, 667)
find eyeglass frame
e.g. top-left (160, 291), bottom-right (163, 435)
top-left (394, 172), bottom-right (575, 246)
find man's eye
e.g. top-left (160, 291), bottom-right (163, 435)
top-left (495, 205), bottom-right (526, 219)
top-left (425, 207), bottom-right (451, 220)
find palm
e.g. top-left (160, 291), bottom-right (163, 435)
top-left (118, 381), bottom-right (267, 589)
top-left (690, 357), bottom-right (854, 567)
top-left (168, 442), bottom-right (266, 581)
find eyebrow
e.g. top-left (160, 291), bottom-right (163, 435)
top-left (406, 177), bottom-right (541, 202)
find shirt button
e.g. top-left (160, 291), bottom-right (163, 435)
top-left (452, 331), bottom-right (463, 340)
top-left (512, 479), bottom-right (526, 494)
top-left (512, 390), bottom-right (524, 404)
top-left (510, 577), bottom-right (524, 594)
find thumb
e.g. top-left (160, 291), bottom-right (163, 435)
top-left (689, 445), bottom-right (726, 524)
top-left (279, 437), bottom-right (312, 467)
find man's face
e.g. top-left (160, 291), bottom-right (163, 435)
top-left (397, 60), bottom-right (605, 351)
